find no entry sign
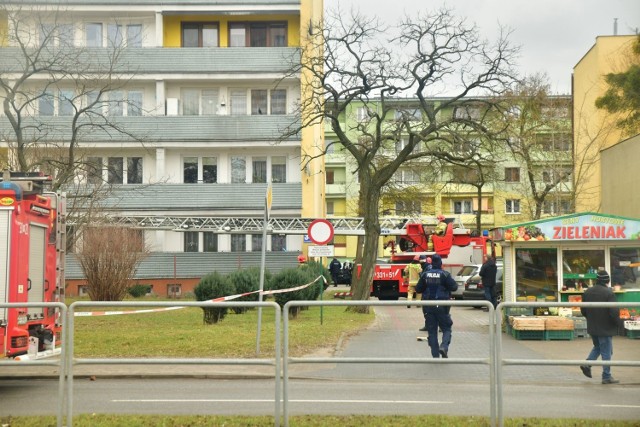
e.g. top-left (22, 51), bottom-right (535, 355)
top-left (307, 219), bottom-right (334, 245)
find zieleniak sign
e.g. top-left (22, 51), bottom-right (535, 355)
top-left (492, 213), bottom-right (640, 242)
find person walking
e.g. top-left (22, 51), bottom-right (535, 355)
top-left (403, 255), bottom-right (422, 308)
top-left (416, 254), bottom-right (458, 358)
top-left (329, 257), bottom-right (342, 287)
top-left (479, 255), bottom-right (498, 310)
top-left (580, 270), bottom-right (620, 384)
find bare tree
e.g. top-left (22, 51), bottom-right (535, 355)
top-left (77, 226), bottom-right (149, 301)
top-left (493, 75), bottom-right (573, 220)
top-left (286, 8), bottom-right (517, 311)
top-left (0, 7), bottom-right (147, 247)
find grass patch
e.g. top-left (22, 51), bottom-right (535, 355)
top-left (3, 414), bottom-right (637, 427)
top-left (71, 297), bottom-right (373, 358)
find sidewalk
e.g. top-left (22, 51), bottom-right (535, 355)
top-left (2, 305), bottom-right (638, 385)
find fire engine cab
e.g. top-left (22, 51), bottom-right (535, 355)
top-left (371, 218), bottom-right (489, 300)
top-left (0, 172), bottom-right (65, 358)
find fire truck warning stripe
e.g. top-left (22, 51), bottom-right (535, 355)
top-left (73, 276), bottom-right (327, 317)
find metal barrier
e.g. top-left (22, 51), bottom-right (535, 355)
top-left (0, 302), bottom-right (67, 427)
top-left (5, 299), bottom-right (640, 427)
top-left (496, 301), bottom-right (640, 427)
top-left (67, 301), bottom-right (282, 427)
top-left (282, 299), bottom-right (497, 427)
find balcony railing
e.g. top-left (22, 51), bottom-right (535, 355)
top-left (0, 47), bottom-right (301, 75)
top-left (0, 115), bottom-right (301, 143)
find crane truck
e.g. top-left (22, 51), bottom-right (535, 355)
top-left (371, 218), bottom-right (489, 300)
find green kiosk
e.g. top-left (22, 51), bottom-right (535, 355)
top-left (492, 212), bottom-right (640, 319)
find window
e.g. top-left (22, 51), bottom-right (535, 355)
top-left (326, 170), bottom-right (335, 185)
top-left (270, 89), bottom-right (286, 114)
top-left (356, 107), bottom-right (369, 122)
top-left (183, 157), bottom-right (198, 183)
top-left (231, 156), bottom-right (246, 183)
top-left (183, 157), bottom-right (216, 184)
top-left (86, 157), bottom-right (103, 184)
top-left (203, 157), bottom-right (217, 183)
top-left (542, 170), bottom-right (552, 183)
top-left (271, 156), bottom-right (286, 183)
top-left (394, 108), bottom-right (421, 121)
top-left (59, 89), bottom-right (74, 116)
top-left (453, 105), bottom-right (481, 120)
top-left (107, 24), bottom-right (123, 47)
top-left (251, 90), bottom-right (267, 115)
top-left (182, 89), bottom-right (199, 116)
top-left (230, 89), bottom-right (247, 115)
top-left (454, 200), bottom-right (473, 214)
top-left (326, 201), bottom-right (334, 215)
top-left (201, 89), bottom-right (219, 115)
top-left (182, 88), bottom-right (219, 115)
top-left (231, 234), bottom-right (246, 252)
top-left (167, 284), bottom-right (182, 297)
top-left (184, 232), bottom-right (199, 252)
top-left (109, 91), bottom-right (123, 116)
top-left (127, 157), bottom-right (143, 184)
top-left (251, 234), bottom-right (263, 252)
top-left (182, 23), bottom-right (218, 47)
top-left (203, 232), bottom-right (218, 252)
top-left (228, 22), bottom-right (287, 47)
top-left (127, 24), bottom-right (143, 47)
top-left (39, 91), bottom-right (54, 116)
top-left (78, 285), bottom-right (88, 296)
top-left (395, 200), bottom-right (421, 215)
top-left (505, 167), bottom-right (520, 183)
top-left (86, 23), bottom-right (103, 47)
top-left (127, 90), bottom-right (143, 116)
top-left (506, 199), bottom-right (520, 214)
top-left (271, 235), bottom-right (286, 251)
top-left (40, 23), bottom-right (74, 47)
top-left (252, 157), bottom-right (267, 183)
top-left (107, 157), bottom-right (124, 184)
top-left (395, 169), bottom-right (420, 184)
top-left (543, 200), bottom-right (572, 215)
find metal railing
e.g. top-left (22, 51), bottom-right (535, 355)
top-left (282, 299), bottom-right (497, 427)
top-left (67, 301), bottom-right (281, 427)
top-left (0, 302), bottom-right (67, 427)
top-left (4, 299), bottom-right (640, 427)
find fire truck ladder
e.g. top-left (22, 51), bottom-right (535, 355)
top-left (110, 215), bottom-right (466, 236)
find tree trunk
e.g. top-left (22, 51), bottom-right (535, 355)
top-left (348, 181), bottom-right (381, 314)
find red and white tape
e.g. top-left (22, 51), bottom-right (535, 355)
top-left (74, 275), bottom-right (327, 317)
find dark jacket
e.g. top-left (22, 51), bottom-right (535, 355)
top-left (329, 258), bottom-right (342, 275)
top-left (479, 258), bottom-right (497, 288)
top-left (580, 284), bottom-right (620, 337)
top-left (416, 255), bottom-right (457, 300)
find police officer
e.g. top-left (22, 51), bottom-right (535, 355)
top-left (416, 254), bottom-right (458, 358)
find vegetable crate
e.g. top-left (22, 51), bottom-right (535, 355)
top-left (511, 329), bottom-right (545, 340)
top-left (624, 321), bottom-right (640, 339)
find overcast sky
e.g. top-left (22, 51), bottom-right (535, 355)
top-left (323, 0), bottom-right (640, 94)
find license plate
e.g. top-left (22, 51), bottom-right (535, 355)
top-left (468, 284), bottom-right (477, 289)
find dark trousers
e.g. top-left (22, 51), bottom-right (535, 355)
top-left (484, 286), bottom-right (497, 308)
top-left (422, 305), bottom-right (453, 358)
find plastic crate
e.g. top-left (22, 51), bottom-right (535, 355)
top-left (506, 307), bottom-right (534, 317)
top-left (569, 316), bottom-right (587, 330)
top-left (626, 329), bottom-right (640, 339)
top-left (512, 329), bottom-right (545, 340)
top-left (624, 320), bottom-right (640, 330)
top-left (544, 330), bottom-right (574, 340)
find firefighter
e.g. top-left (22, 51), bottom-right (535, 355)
top-left (403, 255), bottom-right (422, 308)
top-left (434, 214), bottom-right (447, 236)
top-left (416, 254), bottom-right (458, 358)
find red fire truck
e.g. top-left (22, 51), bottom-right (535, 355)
top-left (371, 218), bottom-right (489, 300)
top-left (0, 172), bottom-right (65, 358)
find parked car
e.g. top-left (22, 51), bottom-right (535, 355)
top-left (453, 262), bottom-right (502, 299)
top-left (462, 267), bottom-right (504, 307)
